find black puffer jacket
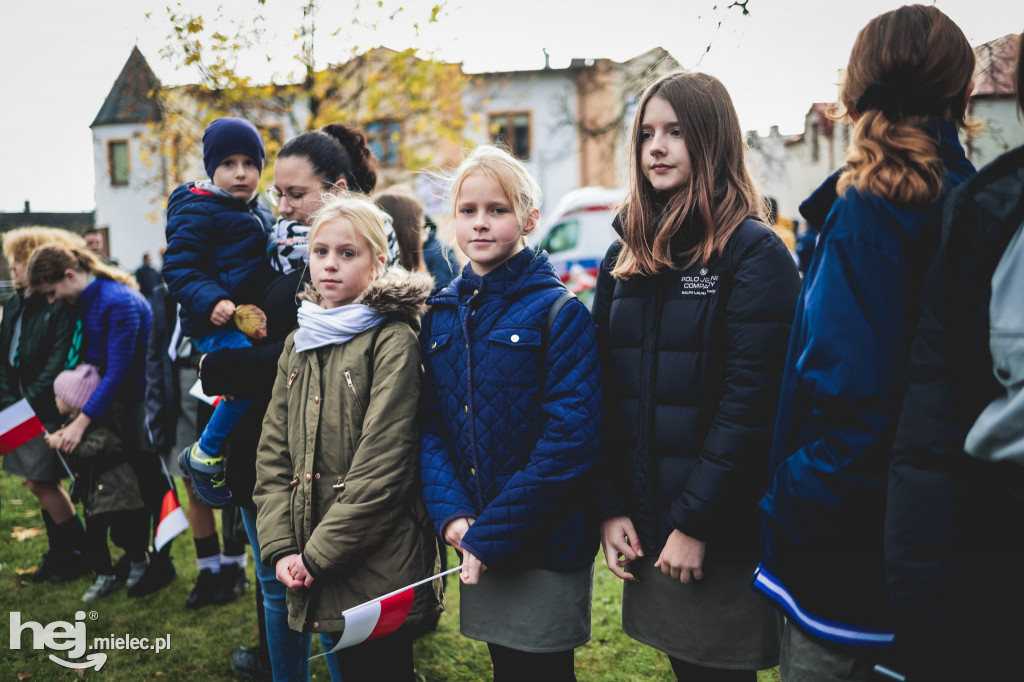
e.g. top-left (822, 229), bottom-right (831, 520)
top-left (594, 217), bottom-right (800, 556)
top-left (886, 144), bottom-right (1024, 680)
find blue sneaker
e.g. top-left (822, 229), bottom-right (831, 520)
top-left (178, 442), bottom-right (232, 508)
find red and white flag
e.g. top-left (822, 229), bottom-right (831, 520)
top-left (154, 488), bottom-right (189, 551)
top-left (188, 379), bottom-right (222, 407)
top-left (321, 566), bottom-right (462, 655)
top-left (0, 398), bottom-right (46, 455)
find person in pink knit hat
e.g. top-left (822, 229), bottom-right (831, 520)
top-left (45, 364), bottom-right (148, 602)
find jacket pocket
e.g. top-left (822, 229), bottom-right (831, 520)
top-left (344, 371), bottom-right (365, 415)
top-left (486, 327), bottom-right (542, 386)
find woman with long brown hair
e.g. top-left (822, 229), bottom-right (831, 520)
top-left (594, 70), bottom-right (799, 680)
top-left (755, 6), bottom-right (976, 679)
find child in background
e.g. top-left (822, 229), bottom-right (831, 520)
top-left (254, 194), bottom-right (441, 681)
top-left (45, 364), bottom-right (148, 602)
top-left (162, 117), bottom-right (275, 508)
top-left (419, 145), bottom-right (602, 680)
top-left (756, 6), bottom-right (976, 679)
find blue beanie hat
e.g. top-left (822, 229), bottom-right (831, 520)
top-left (202, 118), bottom-right (266, 179)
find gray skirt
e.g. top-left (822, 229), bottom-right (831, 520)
top-left (622, 554), bottom-right (782, 670)
top-left (2, 426), bottom-right (63, 482)
top-left (460, 564), bottom-right (593, 653)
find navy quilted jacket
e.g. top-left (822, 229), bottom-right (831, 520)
top-left (419, 248), bottom-right (601, 571)
top-left (163, 182), bottom-right (274, 337)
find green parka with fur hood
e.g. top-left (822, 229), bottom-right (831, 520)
top-left (254, 269), bottom-right (442, 634)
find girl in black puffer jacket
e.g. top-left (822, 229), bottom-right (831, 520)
top-left (594, 70), bottom-right (800, 681)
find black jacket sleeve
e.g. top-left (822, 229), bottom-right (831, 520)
top-left (200, 342), bottom-right (285, 399)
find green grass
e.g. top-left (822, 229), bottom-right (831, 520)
top-left (1, 471), bottom-right (780, 681)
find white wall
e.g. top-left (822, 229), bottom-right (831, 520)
top-left (92, 122), bottom-right (168, 271)
top-left (968, 98), bottom-right (1024, 167)
top-left (465, 71), bottom-right (580, 222)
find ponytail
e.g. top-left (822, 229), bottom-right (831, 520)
top-left (27, 245), bottom-right (138, 291)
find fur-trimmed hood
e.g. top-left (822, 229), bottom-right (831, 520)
top-left (298, 268), bottom-right (434, 328)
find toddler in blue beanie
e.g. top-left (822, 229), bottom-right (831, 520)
top-left (161, 117), bottom-right (275, 507)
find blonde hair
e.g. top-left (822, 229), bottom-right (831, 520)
top-left (836, 5), bottom-right (975, 204)
top-left (3, 227), bottom-right (85, 267)
top-left (614, 71), bottom-right (764, 279)
top-left (308, 192), bottom-right (390, 268)
top-left (450, 145), bottom-right (541, 240)
top-left (27, 245), bottom-right (138, 290)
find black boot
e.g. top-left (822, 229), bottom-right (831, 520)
top-left (186, 568), bottom-right (223, 609)
top-left (215, 563), bottom-right (249, 605)
top-left (230, 645), bottom-right (272, 681)
top-left (128, 548), bottom-right (177, 598)
top-left (32, 516), bottom-right (88, 583)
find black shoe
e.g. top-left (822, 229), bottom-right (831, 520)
top-left (215, 564), bottom-right (249, 605)
top-left (230, 645), bottom-right (272, 682)
top-left (128, 554), bottom-right (177, 598)
top-left (186, 569), bottom-right (223, 609)
top-left (31, 551), bottom-right (90, 583)
top-left (112, 554), bottom-right (131, 583)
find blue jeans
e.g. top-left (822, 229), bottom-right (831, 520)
top-left (192, 329), bottom-right (253, 456)
top-left (240, 507), bottom-right (342, 682)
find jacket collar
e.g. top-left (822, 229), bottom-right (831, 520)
top-left (430, 247), bottom-right (560, 307)
top-left (799, 120), bottom-right (969, 230)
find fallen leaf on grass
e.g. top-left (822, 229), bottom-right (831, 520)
top-left (23, 509), bottom-right (37, 518)
top-left (10, 498), bottom-right (23, 504)
top-left (11, 526), bottom-right (42, 541)
top-left (17, 672), bottom-right (31, 680)
top-left (75, 669), bottom-right (84, 679)
top-left (14, 567), bottom-right (37, 576)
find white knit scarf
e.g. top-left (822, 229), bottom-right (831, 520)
top-left (293, 300), bottom-right (385, 353)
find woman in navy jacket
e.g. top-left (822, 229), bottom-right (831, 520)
top-left (755, 6), bottom-right (977, 679)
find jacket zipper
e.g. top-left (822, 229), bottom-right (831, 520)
top-left (344, 371), bottom-right (365, 414)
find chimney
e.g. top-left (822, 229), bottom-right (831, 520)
top-left (543, 48), bottom-right (550, 70)
top-left (24, 200), bottom-right (30, 213)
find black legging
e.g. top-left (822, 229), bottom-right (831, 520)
top-left (85, 510), bottom-right (148, 574)
top-left (487, 643), bottom-right (576, 682)
top-left (669, 656), bottom-right (757, 681)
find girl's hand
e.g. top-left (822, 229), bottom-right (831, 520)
top-left (601, 515), bottom-right (644, 580)
top-left (275, 555), bottom-right (305, 590)
top-left (654, 530), bottom-right (705, 584)
top-left (444, 517), bottom-right (475, 550)
top-left (210, 300), bottom-right (236, 326)
top-left (460, 551), bottom-right (488, 585)
top-left (57, 414), bottom-right (91, 453)
top-left (44, 430), bottom-right (63, 449)
top-left (288, 558), bottom-right (315, 588)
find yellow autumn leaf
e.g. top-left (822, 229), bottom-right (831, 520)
top-left (11, 526), bottom-right (42, 542)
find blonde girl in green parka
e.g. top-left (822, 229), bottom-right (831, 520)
top-left (254, 193), bottom-right (441, 681)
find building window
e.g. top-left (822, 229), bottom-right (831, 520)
top-left (489, 112), bottom-right (531, 160)
top-left (366, 121), bottom-right (402, 167)
top-left (108, 140), bottom-right (130, 186)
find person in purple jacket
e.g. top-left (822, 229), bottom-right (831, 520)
top-left (27, 243), bottom-right (169, 588)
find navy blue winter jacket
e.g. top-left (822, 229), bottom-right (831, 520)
top-left (755, 121), bottom-right (975, 649)
top-left (419, 248), bottom-right (601, 571)
top-left (162, 182), bottom-right (274, 337)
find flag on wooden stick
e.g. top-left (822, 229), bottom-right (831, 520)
top-left (154, 488), bottom-right (188, 551)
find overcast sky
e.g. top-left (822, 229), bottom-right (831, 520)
top-left (3, 0), bottom-right (1022, 212)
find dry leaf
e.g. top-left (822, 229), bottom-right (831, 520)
top-left (75, 670), bottom-right (84, 679)
top-left (11, 526), bottom-right (42, 542)
top-left (17, 672), bottom-right (31, 680)
top-left (234, 304), bottom-right (268, 340)
top-left (14, 566), bottom-right (37, 576)
top-left (10, 498), bottom-right (23, 505)
top-left (24, 510), bottom-right (37, 518)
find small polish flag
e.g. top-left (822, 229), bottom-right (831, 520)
top-left (188, 379), bottom-right (222, 407)
top-left (318, 566), bottom-right (462, 656)
top-left (0, 398), bottom-right (46, 455)
top-left (154, 488), bottom-right (189, 551)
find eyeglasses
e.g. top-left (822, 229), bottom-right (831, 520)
top-left (265, 188), bottom-right (311, 208)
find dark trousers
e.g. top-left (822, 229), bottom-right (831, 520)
top-left (85, 510), bottom-right (148, 574)
top-left (488, 643), bottom-right (576, 682)
top-left (330, 630), bottom-right (415, 682)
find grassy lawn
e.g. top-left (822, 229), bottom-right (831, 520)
top-left (1, 471), bottom-right (780, 681)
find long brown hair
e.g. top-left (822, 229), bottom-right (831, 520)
top-left (27, 245), bottom-right (138, 291)
top-left (837, 5), bottom-right (974, 204)
top-left (374, 187), bottom-right (427, 272)
top-left (613, 71), bottom-right (763, 279)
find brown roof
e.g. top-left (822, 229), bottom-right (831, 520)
top-left (973, 34), bottom-right (1019, 98)
top-left (91, 47), bottom-right (162, 127)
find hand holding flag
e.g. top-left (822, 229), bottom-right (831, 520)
top-left (0, 398), bottom-right (46, 455)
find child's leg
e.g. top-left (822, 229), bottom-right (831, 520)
top-left (108, 510), bottom-right (149, 563)
top-left (191, 330), bottom-right (253, 456)
top-left (487, 643), bottom-right (576, 682)
top-left (85, 515), bottom-right (114, 576)
top-left (180, 329), bottom-right (252, 507)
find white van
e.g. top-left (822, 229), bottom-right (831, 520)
top-left (532, 187), bottom-right (624, 307)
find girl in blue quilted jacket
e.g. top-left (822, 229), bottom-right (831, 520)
top-left (419, 145), bottom-right (601, 681)
top-left (162, 117), bottom-right (275, 508)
